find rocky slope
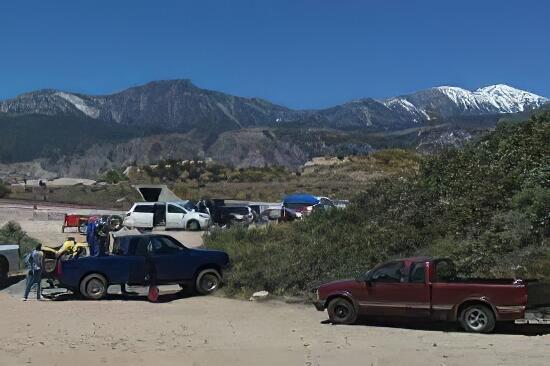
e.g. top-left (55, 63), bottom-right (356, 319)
top-left (0, 80), bottom-right (295, 131)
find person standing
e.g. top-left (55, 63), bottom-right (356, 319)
top-left (22, 244), bottom-right (44, 301)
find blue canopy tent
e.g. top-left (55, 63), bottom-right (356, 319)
top-left (282, 194), bottom-right (320, 206)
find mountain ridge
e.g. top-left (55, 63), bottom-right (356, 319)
top-left (1, 80), bottom-right (546, 132)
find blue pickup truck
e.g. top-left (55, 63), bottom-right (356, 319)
top-left (56, 234), bottom-right (230, 300)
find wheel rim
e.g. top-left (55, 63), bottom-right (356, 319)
top-left (334, 304), bottom-right (350, 320)
top-left (87, 278), bottom-right (105, 297)
top-left (465, 308), bottom-right (488, 331)
top-left (190, 221), bottom-right (199, 230)
top-left (200, 274), bottom-right (218, 292)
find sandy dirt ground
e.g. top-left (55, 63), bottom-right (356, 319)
top-left (0, 290), bottom-right (549, 366)
top-left (2, 202), bottom-right (550, 365)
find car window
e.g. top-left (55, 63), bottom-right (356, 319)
top-left (370, 261), bottom-right (405, 283)
top-left (182, 201), bottom-right (196, 211)
top-left (131, 237), bottom-right (151, 256)
top-left (409, 262), bottom-right (426, 283)
top-left (112, 237), bottom-right (130, 255)
top-left (168, 204), bottom-right (186, 214)
top-left (434, 260), bottom-right (456, 282)
top-left (148, 236), bottom-right (182, 255)
top-left (133, 204), bottom-right (154, 213)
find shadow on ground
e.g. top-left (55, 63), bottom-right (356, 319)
top-left (0, 274), bottom-right (26, 291)
top-left (46, 288), bottom-right (196, 303)
top-left (2, 277), bottom-right (199, 304)
top-left (321, 316), bottom-right (550, 336)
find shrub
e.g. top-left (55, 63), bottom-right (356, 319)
top-left (0, 221), bottom-right (41, 261)
top-left (0, 181), bottom-right (10, 198)
top-left (205, 112), bottom-right (550, 296)
top-left (100, 169), bottom-right (128, 184)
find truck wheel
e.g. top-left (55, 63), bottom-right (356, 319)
top-left (0, 268), bottom-right (7, 288)
top-left (78, 223), bottom-right (87, 234)
top-left (187, 220), bottom-right (200, 231)
top-left (460, 304), bottom-right (495, 333)
top-left (328, 298), bottom-right (357, 325)
top-left (0, 257), bottom-right (8, 287)
top-left (195, 269), bottom-right (221, 295)
top-left (80, 274), bottom-right (108, 300)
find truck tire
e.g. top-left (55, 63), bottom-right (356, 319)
top-left (0, 268), bottom-right (7, 288)
top-left (328, 297), bottom-right (357, 325)
top-left (460, 304), bottom-right (496, 333)
top-left (80, 274), bottom-right (108, 300)
top-left (195, 269), bottom-right (221, 295)
top-left (0, 257), bottom-right (8, 287)
top-left (187, 220), bottom-right (200, 231)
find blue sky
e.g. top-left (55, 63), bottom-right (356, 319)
top-left (0, 0), bottom-right (548, 109)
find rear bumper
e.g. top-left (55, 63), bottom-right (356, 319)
top-left (496, 305), bottom-right (526, 321)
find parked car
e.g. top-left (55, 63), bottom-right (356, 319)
top-left (313, 257), bottom-right (550, 333)
top-left (260, 207), bottom-right (302, 223)
top-left (0, 244), bottom-right (20, 286)
top-left (211, 205), bottom-right (255, 227)
top-left (56, 234), bottom-right (230, 300)
top-left (123, 201), bottom-right (210, 231)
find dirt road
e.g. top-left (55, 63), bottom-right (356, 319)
top-left (0, 290), bottom-right (549, 366)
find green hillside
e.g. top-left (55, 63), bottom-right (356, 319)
top-left (205, 112), bottom-right (550, 297)
top-left (0, 113), bottom-right (155, 163)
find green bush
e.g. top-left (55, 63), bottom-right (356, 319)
top-left (0, 221), bottom-right (41, 262)
top-left (100, 169), bottom-right (128, 184)
top-left (205, 112), bottom-right (550, 296)
top-left (0, 181), bottom-right (10, 198)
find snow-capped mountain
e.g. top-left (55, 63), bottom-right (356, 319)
top-left (386, 84), bottom-right (547, 120)
top-left (0, 81), bottom-right (546, 131)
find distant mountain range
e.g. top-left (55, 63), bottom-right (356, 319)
top-left (0, 80), bottom-right (547, 178)
top-left (1, 80), bottom-right (547, 131)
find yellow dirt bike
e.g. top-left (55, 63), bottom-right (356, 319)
top-left (41, 238), bottom-right (89, 281)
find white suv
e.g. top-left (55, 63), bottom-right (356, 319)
top-left (123, 201), bottom-right (210, 231)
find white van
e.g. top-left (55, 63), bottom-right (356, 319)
top-left (123, 201), bottom-right (210, 231)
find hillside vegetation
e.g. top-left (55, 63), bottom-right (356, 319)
top-left (0, 221), bottom-right (40, 260)
top-left (205, 112), bottom-right (550, 297)
top-left (128, 149), bottom-right (421, 202)
top-left (0, 113), bottom-right (152, 163)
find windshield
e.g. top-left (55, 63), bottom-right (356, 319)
top-left (174, 201), bottom-right (196, 211)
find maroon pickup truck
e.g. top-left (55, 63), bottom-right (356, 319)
top-left (314, 257), bottom-right (550, 333)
